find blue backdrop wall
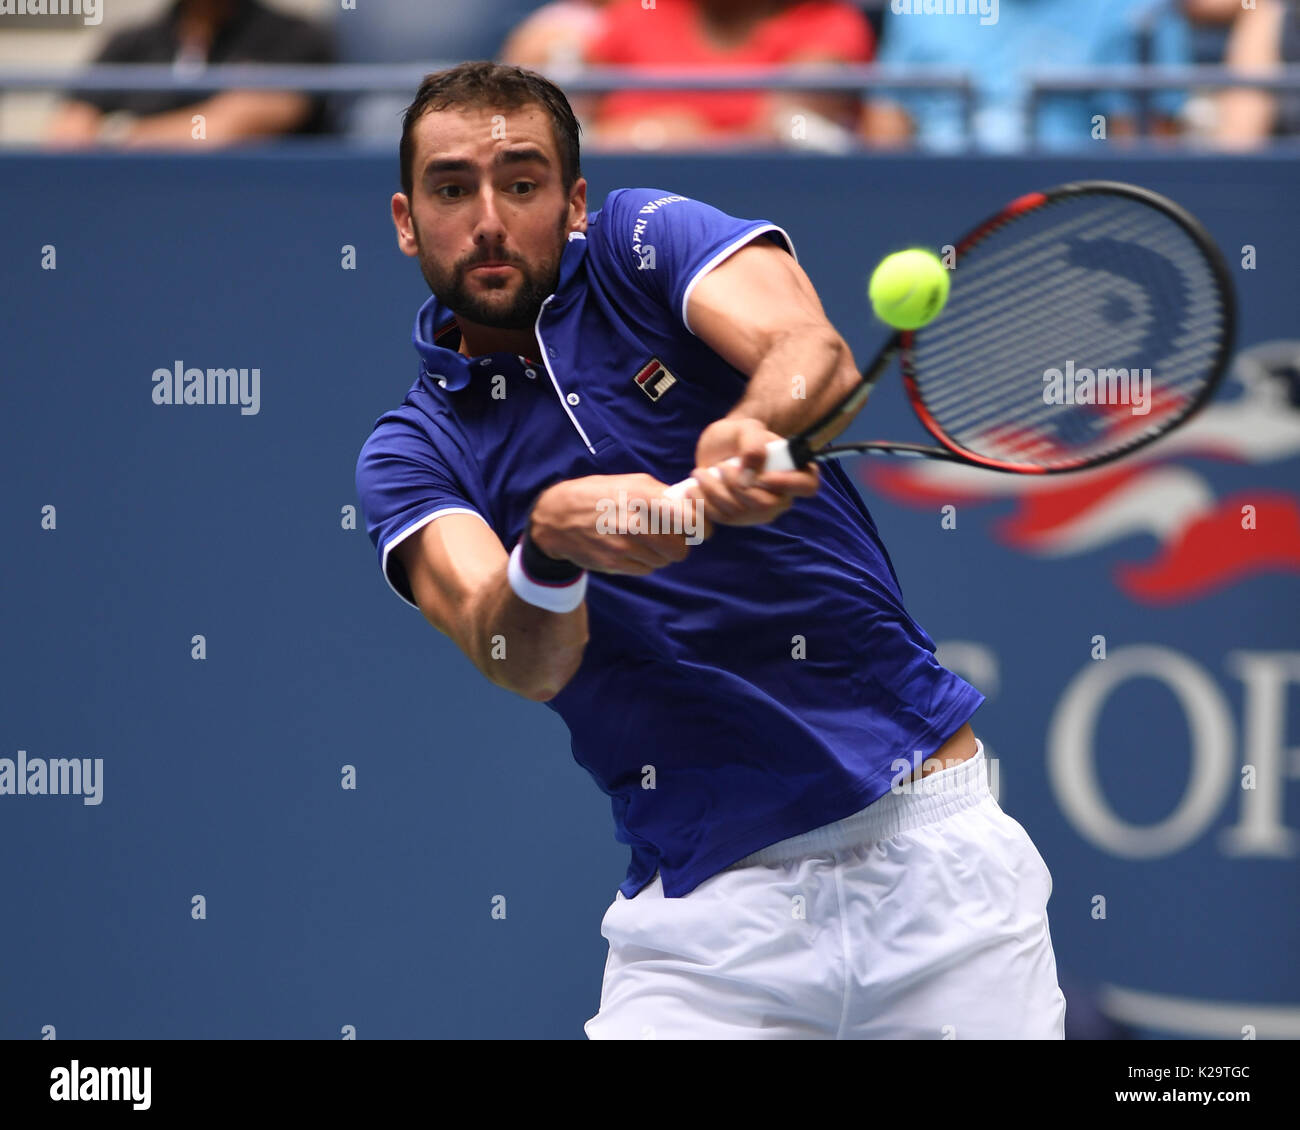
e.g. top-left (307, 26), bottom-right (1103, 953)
top-left (1, 150), bottom-right (1297, 1039)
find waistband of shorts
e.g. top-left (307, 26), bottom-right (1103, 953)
top-left (727, 740), bottom-right (990, 869)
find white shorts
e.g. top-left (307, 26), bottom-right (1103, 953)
top-left (584, 742), bottom-right (1067, 1039)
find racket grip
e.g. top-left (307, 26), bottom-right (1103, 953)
top-left (663, 438), bottom-right (796, 500)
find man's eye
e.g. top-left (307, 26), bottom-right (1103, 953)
top-left (435, 185), bottom-right (464, 199)
top-left (508, 181), bottom-right (535, 194)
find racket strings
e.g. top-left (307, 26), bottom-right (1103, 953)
top-left (924, 222), bottom-right (1222, 425)
top-left (922, 211), bottom-right (1221, 429)
top-left (907, 194), bottom-right (1228, 469)
top-left (927, 228), bottom-right (1221, 456)
top-left (923, 250), bottom-right (1217, 413)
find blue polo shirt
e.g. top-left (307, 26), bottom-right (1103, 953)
top-left (355, 187), bottom-right (984, 898)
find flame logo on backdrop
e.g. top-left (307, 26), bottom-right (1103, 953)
top-left (862, 341), bottom-right (1300, 604)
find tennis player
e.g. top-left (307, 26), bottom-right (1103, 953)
top-left (355, 61), bottom-right (1067, 1040)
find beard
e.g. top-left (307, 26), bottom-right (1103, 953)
top-left (413, 207), bottom-right (568, 330)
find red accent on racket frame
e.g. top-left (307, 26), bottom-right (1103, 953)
top-left (953, 192), bottom-right (1049, 256)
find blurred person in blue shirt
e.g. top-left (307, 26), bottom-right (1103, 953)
top-left (1182, 0), bottom-right (1247, 62)
top-left (863, 0), bottom-right (1192, 151)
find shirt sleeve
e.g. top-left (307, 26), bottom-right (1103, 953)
top-left (354, 417), bottom-right (491, 609)
top-left (593, 187), bottom-right (797, 336)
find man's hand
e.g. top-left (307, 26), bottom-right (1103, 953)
top-left (689, 417), bottom-right (820, 526)
top-left (530, 473), bottom-right (712, 576)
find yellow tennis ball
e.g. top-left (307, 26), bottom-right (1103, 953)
top-left (868, 249), bottom-right (950, 330)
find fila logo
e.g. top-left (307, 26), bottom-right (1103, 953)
top-left (633, 358), bottom-right (677, 402)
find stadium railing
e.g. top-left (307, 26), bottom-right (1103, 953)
top-left (1027, 64), bottom-right (1300, 145)
top-left (5, 62), bottom-right (1300, 148)
top-left (0, 63), bottom-right (976, 146)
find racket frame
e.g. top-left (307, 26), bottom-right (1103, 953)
top-left (793, 179), bottom-right (1238, 475)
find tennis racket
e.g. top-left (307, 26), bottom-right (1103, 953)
top-left (664, 179), bottom-right (1235, 498)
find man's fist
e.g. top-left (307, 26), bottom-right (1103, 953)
top-left (530, 473), bottom-right (712, 575)
top-left (688, 417), bottom-right (820, 526)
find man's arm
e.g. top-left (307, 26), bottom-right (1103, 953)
top-left (395, 512), bottom-right (588, 703)
top-left (1215, 0), bottom-right (1284, 149)
top-left (120, 91), bottom-right (315, 146)
top-left (394, 475), bottom-right (708, 702)
top-left (680, 239), bottom-right (862, 522)
top-left (45, 101), bottom-right (105, 146)
top-left (692, 240), bottom-right (861, 435)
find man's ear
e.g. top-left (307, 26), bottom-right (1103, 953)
top-left (568, 177), bottom-right (588, 233)
top-left (392, 192), bottom-right (418, 257)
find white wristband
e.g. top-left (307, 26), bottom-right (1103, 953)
top-left (507, 540), bottom-right (588, 613)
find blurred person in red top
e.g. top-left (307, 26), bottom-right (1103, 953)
top-left (585, 0), bottom-right (874, 150)
top-left (501, 0), bottom-right (613, 67)
top-left (499, 0), bottom-right (615, 127)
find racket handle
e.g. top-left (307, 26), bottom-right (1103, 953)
top-left (663, 438), bottom-right (796, 500)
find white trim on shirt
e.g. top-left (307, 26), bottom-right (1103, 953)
top-left (679, 224), bottom-right (798, 336)
top-left (381, 505), bottom-right (490, 608)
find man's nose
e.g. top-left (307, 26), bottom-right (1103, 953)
top-left (471, 185), bottom-right (507, 245)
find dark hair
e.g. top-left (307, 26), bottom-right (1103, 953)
top-left (399, 61), bottom-right (582, 201)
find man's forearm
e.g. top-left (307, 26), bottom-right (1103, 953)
top-left (467, 565), bottom-right (588, 702)
top-left (121, 92), bottom-right (311, 146)
top-left (725, 327), bottom-right (862, 446)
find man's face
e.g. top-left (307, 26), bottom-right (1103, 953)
top-left (394, 103), bottom-right (586, 331)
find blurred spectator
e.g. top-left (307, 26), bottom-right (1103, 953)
top-left (860, 0), bottom-right (887, 47)
top-left (1181, 0), bottom-right (1243, 62)
top-left (500, 0), bottom-right (612, 67)
top-left (499, 0), bottom-right (613, 129)
top-left (46, 0), bottom-right (335, 148)
top-left (1214, 0), bottom-right (1298, 147)
top-left (1175, 0), bottom-right (1242, 141)
top-left (1182, 0), bottom-right (1247, 20)
top-left (338, 0), bottom-right (538, 144)
top-left (863, 0), bottom-right (1191, 151)
top-left (583, 0), bottom-right (875, 150)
